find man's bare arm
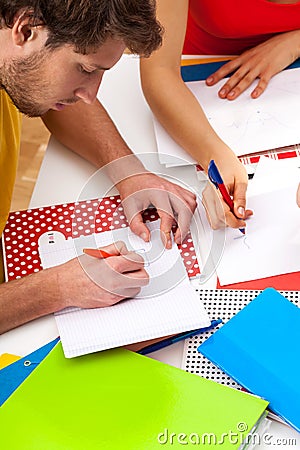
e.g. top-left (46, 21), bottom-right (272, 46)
top-left (42, 100), bottom-right (146, 182)
top-left (0, 268), bottom-right (62, 334)
top-left (42, 101), bottom-right (197, 244)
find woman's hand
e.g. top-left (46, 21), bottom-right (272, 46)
top-left (202, 150), bottom-right (253, 229)
top-left (206, 30), bottom-right (300, 100)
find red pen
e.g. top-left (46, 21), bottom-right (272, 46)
top-left (208, 160), bottom-right (245, 235)
top-left (83, 248), bottom-right (115, 258)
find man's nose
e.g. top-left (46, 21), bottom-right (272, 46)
top-left (74, 74), bottom-right (104, 104)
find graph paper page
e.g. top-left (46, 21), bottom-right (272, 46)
top-left (39, 220), bottom-right (210, 357)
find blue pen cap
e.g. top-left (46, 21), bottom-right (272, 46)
top-left (208, 160), bottom-right (223, 185)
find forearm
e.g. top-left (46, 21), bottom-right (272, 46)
top-left (42, 100), bottom-right (146, 184)
top-left (141, 65), bottom-right (233, 172)
top-left (0, 269), bottom-right (62, 334)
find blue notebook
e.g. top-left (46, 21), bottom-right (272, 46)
top-left (198, 288), bottom-right (300, 431)
top-left (0, 337), bottom-right (59, 406)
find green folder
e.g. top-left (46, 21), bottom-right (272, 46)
top-left (0, 342), bottom-right (268, 449)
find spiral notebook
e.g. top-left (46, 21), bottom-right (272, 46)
top-left (38, 219), bottom-right (210, 357)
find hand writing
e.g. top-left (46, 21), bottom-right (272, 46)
top-left (202, 152), bottom-right (252, 229)
top-left (52, 241), bottom-right (149, 309)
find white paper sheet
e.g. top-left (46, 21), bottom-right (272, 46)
top-left (216, 185), bottom-right (300, 285)
top-left (38, 220), bottom-right (210, 357)
top-left (194, 157), bottom-right (300, 285)
top-left (212, 158), bottom-right (300, 285)
top-left (154, 67), bottom-right (300, 166)
top-left (248, 155), bottom-right (300, 196)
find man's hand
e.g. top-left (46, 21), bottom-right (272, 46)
top-left (53, 241), bottom-right (149, 309)
top-left (116, 172), bottom-right (197, 248)
top-left (0, 241), bottom-right (149, 334)
top-left (206, 30), bottom-right (300, 100)
top-left (297, 183), bottom-right (300, 207)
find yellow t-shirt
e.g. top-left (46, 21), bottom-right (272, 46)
top-left (0, 91), bottom-right (22, 282)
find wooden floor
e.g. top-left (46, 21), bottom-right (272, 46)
top-left (11, 116), bottom-right (50, 211)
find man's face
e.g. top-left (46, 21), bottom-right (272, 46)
top-left (0, 37), bottom-right (125, 117)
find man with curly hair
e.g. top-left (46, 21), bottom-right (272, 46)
top-left (0, 1), bottom-right (196, 333)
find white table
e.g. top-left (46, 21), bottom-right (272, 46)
top-left (1, 54), bottom-right (299, 448)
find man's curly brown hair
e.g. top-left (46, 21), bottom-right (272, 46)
top-left (0, 0), bottom-right (163, 56)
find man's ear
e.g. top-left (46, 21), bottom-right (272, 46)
top-left (11, 11), bottom-right (46, 48)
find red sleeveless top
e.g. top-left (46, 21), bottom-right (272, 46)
top-left (183, 0), bottom-right (300, 55)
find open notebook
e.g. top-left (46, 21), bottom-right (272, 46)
top-left (39, 220), bottom-right (210, 357)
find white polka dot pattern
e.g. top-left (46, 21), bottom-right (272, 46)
top-left (3, 196), bottom-right (200, 281)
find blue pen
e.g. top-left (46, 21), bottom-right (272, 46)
top-left (137, 319), bottom-right (222, 355)
top-left (208, 160), bottom-right (245, 235)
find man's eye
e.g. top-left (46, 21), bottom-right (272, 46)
top-left (79, 66), bottom-right (95, 75)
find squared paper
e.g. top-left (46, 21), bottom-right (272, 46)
top-left (39, 220), bottom-right (210, 357)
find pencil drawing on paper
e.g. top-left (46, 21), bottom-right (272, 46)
top-left (233, 235), bottom-right (251, 250)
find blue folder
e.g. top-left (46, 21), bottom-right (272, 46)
top-left (181, 57), bottom-right (300, 82)
top-left (0, 337), bottom-right (59, 406)
top-left (198, 288), bottom-right (300, 431)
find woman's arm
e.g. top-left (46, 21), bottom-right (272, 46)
top-left (140, 0), bottom-right (251, 229)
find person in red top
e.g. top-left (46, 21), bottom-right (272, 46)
top-left (141, 0), bottom-right (300, 229)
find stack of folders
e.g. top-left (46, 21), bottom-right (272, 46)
top-left (0, 341), bottom-right (269, 449)
top-left (199, 288), bottom-right (300, 432)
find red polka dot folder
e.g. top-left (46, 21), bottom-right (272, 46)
top-left (2, 195), bottom-right (200, 282)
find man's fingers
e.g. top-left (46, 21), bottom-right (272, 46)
top-left (122, 251), bottom-right (146, 267)
top-left (170, 198), bottom-right (194, 244)
top-left (120, 184), bottom-right (196, 247)
top-left (123, 268), bottom-right (149, 287)
top-left (159, 212), bottom-right (175, 249)
top-left (121, 193), bottom-right (150, 241)
top-left (99, 240), bottom-right (129, 256)
top-left (129, 213), bottom-right (151, 242)
top-left (108, 252), bottom-right (145, 274)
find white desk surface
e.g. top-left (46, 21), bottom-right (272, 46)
top-left (1, 54), bottom-right (299, 447)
